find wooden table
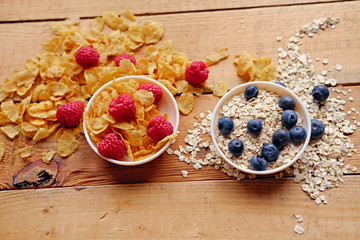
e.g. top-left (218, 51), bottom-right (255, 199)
top-left (0, 1), bottom-right (359, 239)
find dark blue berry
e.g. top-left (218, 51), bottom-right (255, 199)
top-left (217, 116), bottom-right (234, 135)
top-left (250, 155), bottom-right (268, 171)
top-left (228, 139), bottom-right (244, 156)
top-left (272, 129), bottom-right (290, 149)
top-left (312, 85), bottom-right (330, 102)
top-left (244, 85), bottom-right (259, 100)
top-left (274, 82), bottom-right (286, 88)
top-left (247, 119), bottom-right (263, 135)
top-left (261, 143), bottom-right (280, 162)
top-left (281, 110), bottom-right (298, 129)
top-left (310, 119), bottom-right (325, 140)
top-left (289, 126), bottom-right (307, 143)
top-left (278, 96), bottom-right (296, 110)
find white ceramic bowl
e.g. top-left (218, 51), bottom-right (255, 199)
top-left (211, 81), bottom-right (311, 175)
top-left (83, 75), bottom-right (179, 166)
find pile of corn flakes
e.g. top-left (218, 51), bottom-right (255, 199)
top-left (0, 10), bottom-right (229, 162)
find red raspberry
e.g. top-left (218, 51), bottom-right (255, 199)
top-left (114, 53), bottom-right (136, 66)
top-left (108, 94), bottom-right (136, 122)
top-left (138, 83), bottom-right (163, 104)
top-left (147, 115), bottom-right (173, 142)
top-left (185, 61), bottom-right (209, 85)
top-left (56, 101), bottom-right (84, 127)
top-left (98, 133), bottom-right (126, 160)
top-left (75, 46), bottom-right (100, 69)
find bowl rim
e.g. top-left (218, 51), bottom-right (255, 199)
top-left (83, 75), bottom-right (180, 166)
top-left (210, 81), bottom-right (311, 175)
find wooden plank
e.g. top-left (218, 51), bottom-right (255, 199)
top-left (0, 0), bottom-right (340, 22)
top-left (0, 2), bottom-right (359, 86)
top-left (0, 176), bottom-right (359, 239)
top-left (0, 89), bottom-right (359, 189)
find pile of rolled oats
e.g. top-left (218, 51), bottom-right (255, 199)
top-left (168, 17), bottom-right (357, 204)
top-left (216, 90), bottom-right (303, 170)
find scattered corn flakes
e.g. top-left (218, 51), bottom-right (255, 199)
top-left (178, 92), bottom-right (194, 115)
top-left (42, 150), bottom-right (57, 164)
top-left (57, 128), bottom-right (80, 157)
top-left (233, 52), bottom-right (277, 81)
top-left (212, 81), bottom-right (228, 97)
top-left (0, 124), bottom-right (20, 139)
top-left (17, 146), bottom-right (32, 158)
top-left (205, 48), bottom-right (229, 66)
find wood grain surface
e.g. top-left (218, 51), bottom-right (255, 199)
top-left (1, 176), bottom-right (359, 239)
top-left (0, 0), bottom-right (359, 239)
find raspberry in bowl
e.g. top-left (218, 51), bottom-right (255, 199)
top-left (83, 75), bottom-right (179, 166)
top-left (210, 81), bottom-right (311, 175)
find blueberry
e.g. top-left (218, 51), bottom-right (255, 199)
top-left (275, 82), bottom-right (286, 88)
top-left (250, 155), bottom-right (268, 171)
top-left (217, 116), bottom-right (234, 135)
top-left (312, 85), bottom-right (330, 102)
top-left (272, 129), bottom-right (290, 149)
top-left (289, 126), bottom-right (307, 143)
top-left (247, 119), bottom-right (263, 135)
top-left (310, 119), bottom-right (325, 140)
top-left (228, 139), bottom-right (244, 156)
top-left (244, 85), bottom-right (259, 100)
top-left (281, 110), bottom-right (298, 129)
top-left (261, 143), bottom-right (280, 162)
top-left (278, 96), bottom-right (296, 110)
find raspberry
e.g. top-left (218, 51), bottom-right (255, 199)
top-left (108, 94), bottom-right (136, 122)
top-left (138, 83), bottom-right (163, 104)
top-left (97, 133), bottom-right (126, 160)
top-left (185, 61), bottom-right (209, 85)
top-left (147, 115), bottom-right (173, 142)
top-left (75, 46), bottom-right (100, 69)
top-left (114, 53), bottom-right (136, 66)
top-left (56, 101), bottom-right (84, 127)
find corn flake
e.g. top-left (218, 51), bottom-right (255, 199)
top-left (212, 81), bottom-right (228, 97)
top-left (18, 146), bottom-right (33, 158)
top-left (57, 128), bottom-right (80, 157)
top-left (206, 48), bottom-right (229, 66)
top-left (0, 124), bottom-right (20, 139)
top-left (178, 92), bottom-right (194, 115)
top-left (42, 149), bottom-right (57, 164)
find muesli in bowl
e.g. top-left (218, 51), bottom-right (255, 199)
top-left (211, 81), bottom-right (311, 175)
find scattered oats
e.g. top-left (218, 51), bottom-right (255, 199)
top-left (181, 170), bottom-right (188, 178)
top-left (348, 89), bottom-right (352, 93)
top-left (335, 64), bottom-right (342, 71)
top-left (315, 197), bottom-right (322, 205)
top-left (174, 150), bottom-right (181, 156)
top-left (193, 162), bottom-right (202, 170)
top-left (294, 214), bottom-right (303, 223)
top-left (321, 70), bottom-right (328, 76)
top-left (351, 166), bottom-right (357, 172)
top-left (199, 112), bottom-right (205, 119)
top-left (347, 110), bottom-right (352, 115)
top-left (342, 90), bottom-right (348, 96)
top-left (315, 57), bottom-right (320, 62)
top-left (349, 97), bottom-right (354, 102)
top-left (294, 225), bottom-right (305, 234)
top-left (322, 58), bottom-right (328, 65)
top-left (279, 51), bottom-right (287, 59)
top-left (276, 36), bottom-right (282, 41)
top-left (166, 148), bottom-right (174, 155)
top-left (178, 155), bottom-right (185, 162)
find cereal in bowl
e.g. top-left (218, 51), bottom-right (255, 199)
top-left (84, 78), bottom-right (177, 161)
top-left (215, 86), bottom-right (305, 171)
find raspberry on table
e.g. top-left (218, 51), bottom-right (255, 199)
top-left (75, 46), bottom-right (100, 69)
top-left (56, 101), bottom-right (84, 127)
top-left (114, 53), bottom-right (136, 66)
top-left (97, 133), bottom-right (126, 160)
top-left (147, 115), bottom-right (173, 142)
top-left (185, 61), bottom-right (209, 85)
top-left (138, 83), bottom-right (163, 104)
top-left (108, 94), bottom-right (136, 122)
